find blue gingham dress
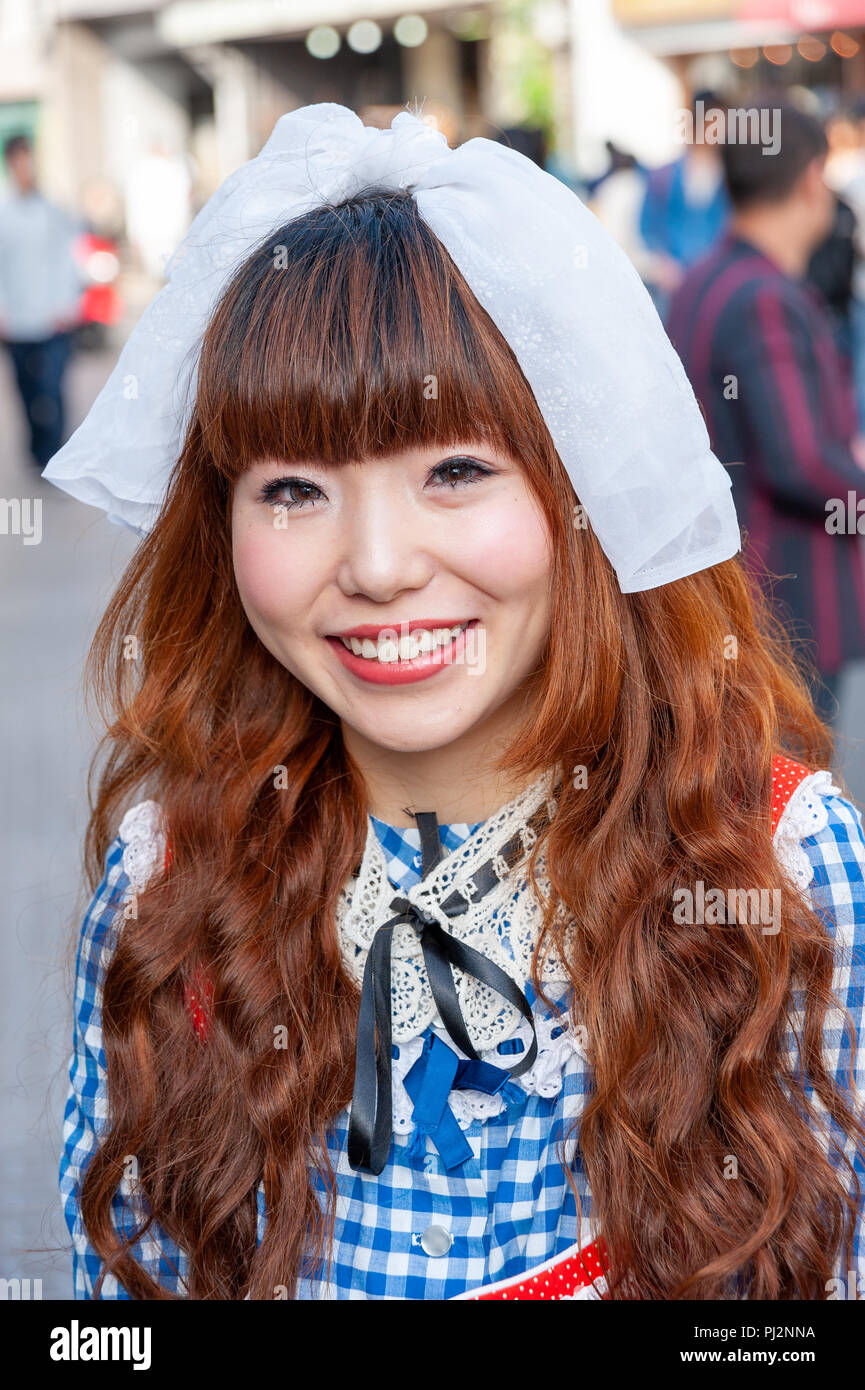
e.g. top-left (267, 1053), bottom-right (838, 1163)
top-left (59, 785), bottom-right (865, 1299)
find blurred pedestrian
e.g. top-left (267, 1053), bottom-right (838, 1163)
top-left (588, 142), bottom-right (658, 279)
top-left (668, 95), bottom-right (865, 725)
top-left (806, 190), bottom-right (857, 362)
top-left (639, 89), bottom-right (731, 321)
top-left (0, 133), bottom-right (82, 470)
top-left (823, 106), bottom-right (865, 428)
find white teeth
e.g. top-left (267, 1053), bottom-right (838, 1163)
top-left (339, 622), bottom-right (471, 663)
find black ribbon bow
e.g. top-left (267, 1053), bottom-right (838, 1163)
top-left (347, 800), bottom-right (551, 1175)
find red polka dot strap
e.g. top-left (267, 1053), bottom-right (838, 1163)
top-left (454, 1235), bottom-right (610, 1300)
top-left (169, 751), bottom-right (813, 1049)
top-left (770, 753), bottom-right (813, 838)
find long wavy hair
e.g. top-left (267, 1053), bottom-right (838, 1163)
top-left (78, 186), bottom-right (864, 1299)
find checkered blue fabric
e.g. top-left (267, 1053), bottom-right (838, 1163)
top-left (368, 813), bottom-right (481, 891)
top-left (59, 790), bottom-right (865, 1299)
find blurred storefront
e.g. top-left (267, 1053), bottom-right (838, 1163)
top-left (0, 2), bottom-right (577, 234)
top-left (8, 0), bottom-right (864, 269)
top-left (613, 1), bottom-right (865, 104)
top-left (558, 0), bottom-right (865, 180)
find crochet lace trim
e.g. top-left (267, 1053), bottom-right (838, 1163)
top-left (335, 767), bottom-right (571, 1053)
top-left (117, 800), bottom-right (164, 896)
top-left (115, 775), bottom-right (578, 1128)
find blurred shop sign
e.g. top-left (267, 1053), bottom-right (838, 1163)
top-left (612, 0), bottom-right (735, 23)
top-left (613, 0), bottom-right (865, 32)
top-left (739, 0), bottom-right (865, 23)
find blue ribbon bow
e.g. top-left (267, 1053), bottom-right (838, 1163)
top-left (403, 1033), bottom-right (528, 1170)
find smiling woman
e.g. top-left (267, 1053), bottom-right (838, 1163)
top-left (231, 436), bottom-right (551, 762)
top-left (191, 188), bottom-right (567, 819)
top-left (46, 105), bottom-right (865, 1303)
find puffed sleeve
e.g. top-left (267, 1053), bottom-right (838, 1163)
top-left (786, 788), bottom-right (865, 1294)
top-left (58, 828), bottom-right (191, 1298)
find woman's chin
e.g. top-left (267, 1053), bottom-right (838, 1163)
top-left (342, 702), bottom-right (489, 756)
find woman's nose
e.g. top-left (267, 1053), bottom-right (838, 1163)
top-left (334, 491), bottom-right (437, 602)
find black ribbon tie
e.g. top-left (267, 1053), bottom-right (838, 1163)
top-left (347, 802), bottom-right (550, 1175)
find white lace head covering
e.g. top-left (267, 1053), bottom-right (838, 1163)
top-left (41, 103), bottom-right (739, 593)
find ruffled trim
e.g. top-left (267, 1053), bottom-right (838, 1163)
top-left (118, 800), bottom-right (165, 894)
top-left (772, 769), bottom-right (841, 895)
top-left (336, 767), bottom-right (572, 1054)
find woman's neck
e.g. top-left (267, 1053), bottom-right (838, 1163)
top-left (341, 687), bottom-right (548, 827)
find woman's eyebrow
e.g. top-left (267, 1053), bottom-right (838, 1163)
top-left (249, 448), bottom-right (498, 473)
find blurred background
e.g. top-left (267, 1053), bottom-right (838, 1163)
top-left (3, 0), bottom-right (865, 1299)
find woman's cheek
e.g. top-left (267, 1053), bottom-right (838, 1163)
top-left (460, 494), bottom-right (551, 592)
top-left (232, 524), bottom-right (316, 625)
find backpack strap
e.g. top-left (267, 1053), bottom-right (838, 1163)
top-left (172, 753), bottom-right (816, 1046)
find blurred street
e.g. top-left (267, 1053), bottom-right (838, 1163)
top-left (0, 338), bottom-right (137, 1297)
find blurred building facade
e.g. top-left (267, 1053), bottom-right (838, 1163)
top-left (5, 1), bottom-right (865, 255)
top-left (573, 1), bottom-right (865, 178)
top-left (0, 2), bottom-right (576, 228)
top-left (613, 2), bottom-right (865, 112)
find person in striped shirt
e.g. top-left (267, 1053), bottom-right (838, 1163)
top-left (668, 93), bottom-right (865, 726)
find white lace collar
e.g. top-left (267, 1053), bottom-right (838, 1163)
top-left (335, 766), bottom-right (571, 1054)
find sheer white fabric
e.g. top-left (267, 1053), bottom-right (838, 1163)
top-left (42, 103), bottom-right (739, 593)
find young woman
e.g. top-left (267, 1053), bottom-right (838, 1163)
top-left (50, 105), bottom-right (864, 1300)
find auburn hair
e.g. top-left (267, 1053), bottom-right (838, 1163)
top-left (77, 186), bottom-right (864, 1298)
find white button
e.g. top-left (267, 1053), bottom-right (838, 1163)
top-left (420, 1224), bottom-right (453, 1257)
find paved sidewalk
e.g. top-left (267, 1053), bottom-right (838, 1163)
top-left (0, 340), bottom-right (137, 1298)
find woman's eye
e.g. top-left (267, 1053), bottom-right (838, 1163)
top-left (429, 457), bottom-right (492, 489)
top-left (258, 477), bottom-right (326, 511)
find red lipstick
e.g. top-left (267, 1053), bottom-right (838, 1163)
top-left (325, 619), bottom-right (480, 686)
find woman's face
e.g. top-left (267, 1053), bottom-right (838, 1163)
top-left (231, 442), bottom-right (553, 754)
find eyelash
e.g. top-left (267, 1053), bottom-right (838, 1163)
top-left (257, 457), bottom-right (494, 511)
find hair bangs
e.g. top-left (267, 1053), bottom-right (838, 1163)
top-left (191, 188), bottom-right (542, 483)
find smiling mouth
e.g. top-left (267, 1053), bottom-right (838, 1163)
top-left (324, 618), bottom-right (480, 686)
top-left (334, 620), bottom-right (473, 664)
